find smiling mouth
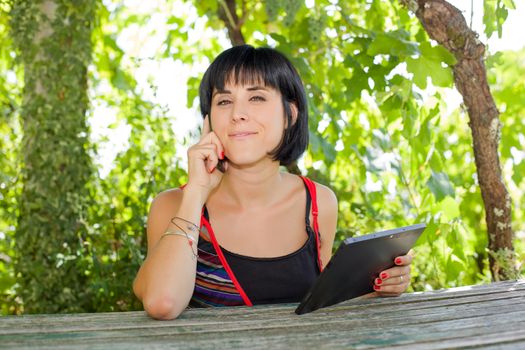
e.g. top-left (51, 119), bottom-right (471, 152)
top-left (229, 132), bottom-right (258, 138)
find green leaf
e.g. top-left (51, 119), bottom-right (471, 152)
top-left (427, 171), bottom-right (455, 201)
top-left (446, 253), bottom-right (466, 282)
top-left (512, 160), bottom-right (525, 186)
top-left (186, 76), bottom-right (200, 108)
top-left (420, 42), bottom-right (456, 66)
top-left (406, 56), bottom-right (454, 89)
top-left (440, 196), bottom-right (460, 220)
top-left (367, 32), bottom-right (419, 57)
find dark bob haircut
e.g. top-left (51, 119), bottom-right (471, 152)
top-left (199, 45), bottom-right (309, 166)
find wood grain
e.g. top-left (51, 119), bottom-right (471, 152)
top-left (1, 280), bottom-right (524, 349)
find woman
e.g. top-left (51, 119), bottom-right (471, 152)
top-left (133, 45), bottom-right (413, 320)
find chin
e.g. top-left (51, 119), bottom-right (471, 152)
top-left (226, 154), bottom-right (274, 168)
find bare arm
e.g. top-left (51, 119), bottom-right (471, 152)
top-left (133, 116), bottom-right (225, 320)
top-left (132, 188), bottom-right (203, 320)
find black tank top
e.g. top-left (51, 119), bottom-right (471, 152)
top-left (216, 183), bottom-right (320, 304)
top-left (190, 176), bottom-right (322, 307)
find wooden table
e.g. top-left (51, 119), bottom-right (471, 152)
top-left (1, 280), bottom-right (524, 349)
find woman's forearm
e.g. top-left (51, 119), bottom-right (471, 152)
top-left (133, 190), bottom-right (203, 320)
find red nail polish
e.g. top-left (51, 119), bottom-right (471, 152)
top-left (377, 278), bottom-right (383, 285)
top-left (381, 272), bottom-right (388, 279)
top-left (220, 151), bottom-right (225, 159)
top-left (395, 258), bottom-right (402, 264)
top-left (374, 285), bottom-right (381, 291)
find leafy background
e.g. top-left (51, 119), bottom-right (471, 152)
top-left (0, 0), bottom-right (524, 314)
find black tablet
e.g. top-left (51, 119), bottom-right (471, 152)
top-left (295, 223), bottom-right (426, 315)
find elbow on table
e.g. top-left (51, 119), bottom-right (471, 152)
top-left (143, 295), bottom-right (186, 320)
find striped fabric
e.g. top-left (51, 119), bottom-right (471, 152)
top-left (189, 224), bottom-right (248, 307)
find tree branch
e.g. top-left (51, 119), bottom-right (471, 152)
top-left (217, 0), bottom-right (245, 46)
top-left (401, 0), bottom-right (516, 280)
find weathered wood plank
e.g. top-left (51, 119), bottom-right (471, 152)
top-left (2, 310), bottom-right (524, 350)
top-left (1, 293), bottom-right (523, 337)
top-left (0, 280), bottom-right (523, 349)
top-left (2, 300), bottom-right (524, 347)
top-left (2, 287), bottom-right (523, 334)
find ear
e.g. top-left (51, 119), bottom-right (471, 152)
top-left (290, 102), bottom-right (299, 126)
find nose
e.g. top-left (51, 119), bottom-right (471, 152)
top-left (231, 100), bottom-right (248, 123)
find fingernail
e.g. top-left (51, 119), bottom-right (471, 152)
top-left (376, 278), bottom-right (383, 285)
top-left (381, 272), bottom-right (388, 279)
top-left (209, 167), bottom-right (215, 173)
top-left (395, 258), bottom-right (402, 265)
top-left (220, 151), bottom-right (225, 159)
top-left (374, 285), bottom-right (381, 291)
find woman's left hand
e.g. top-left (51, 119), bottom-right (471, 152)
top-left (373, 250), bottom-right (414, 296)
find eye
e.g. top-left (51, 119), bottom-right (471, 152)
top-left (250, 95), bottom-right (266, 102)
top-left (217, 99), bottom-right (232, 106)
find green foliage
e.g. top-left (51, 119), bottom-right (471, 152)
top-left (0, 0), bottom-right (523, 315)
top-left (10, 0), bottom-right (97, 313)
top-left (0, 0), bottom-right (22, 315)
top-left (73, 1), bottom-right (190, 312)
top-left (484, 0), bottom-right (515, 39)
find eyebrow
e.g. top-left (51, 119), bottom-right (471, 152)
top-left (212, 89), bottom-right (230, 98)
top-left (246, 86), bottom-right (268, 91)
top-left (212, 86), bottom-right (268, 98)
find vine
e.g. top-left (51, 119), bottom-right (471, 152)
top-left (10, 0), bottom-right (96, 313)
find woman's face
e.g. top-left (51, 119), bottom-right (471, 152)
top-left (210, 82), bottom-right (287, 167)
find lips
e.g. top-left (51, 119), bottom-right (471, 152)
top-left (228, 131), bottom-right (258, 138)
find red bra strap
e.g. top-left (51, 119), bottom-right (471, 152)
top-left (300, 176), bottom-right (324, 272)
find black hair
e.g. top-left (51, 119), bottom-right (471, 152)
top-left (199, 45), bottom-right (309, 166)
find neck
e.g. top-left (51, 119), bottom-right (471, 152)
top-left (218, 160), bottom-right (284, 209)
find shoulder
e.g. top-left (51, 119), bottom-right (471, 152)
top-left (149, 187), bottom-right (184, 211)
top-left (313, 181), bottom-right (338, 213)
top-left (298, 176), bottom-right (338, 214)
top-left (146, 187), bottom-right (184, 248)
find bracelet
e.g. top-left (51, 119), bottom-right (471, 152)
top-left (160, 230), bottom-right (198, 260)
top-left (171, 216), bottom-right (199, 233)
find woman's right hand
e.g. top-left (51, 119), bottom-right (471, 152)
top-left (185, 115), bottom-right (226, 204)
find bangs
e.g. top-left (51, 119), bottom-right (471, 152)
top-left (206, 48), bottom-right (282, 93)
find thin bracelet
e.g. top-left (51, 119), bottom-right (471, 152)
top-left (160, 230), bottom-right (197, 259)
top-left (171, 216), bottom-right (199, 233)
top-left (168, 222), bottom-right (207, 257)
top-left (161, 230), bottom-right (197, 245)
top-left (171, 221), bottom-right (199, 240)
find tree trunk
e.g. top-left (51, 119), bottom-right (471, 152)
top-left (11, 0), bottom-right (96, 313)
top-left (402, 0), bottom-right (516, 280)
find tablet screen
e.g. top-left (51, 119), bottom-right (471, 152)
top-left (295, 223), bottom-right (426, 315)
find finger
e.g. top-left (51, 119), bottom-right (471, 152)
top-left (203, 146), bottom-right (220, 173)
top-left (378, 266), bottom-right (411, 281)
top-left (394, 253), bottom-right (413, 266)
top-left (373, 282), bottom-right (408, 295)
top-left (201, 115), bottom-right (211, 140)
top-left (196, 129), bottom-right (223, 155)
top-left (375, 290), bottom-right (403, 297)
top-left (208, 132), bottom-right (225, 160)
top-left (375, 273), bottom-right (410, 287)
top-left (189, 144), bottom-right (219, 172)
